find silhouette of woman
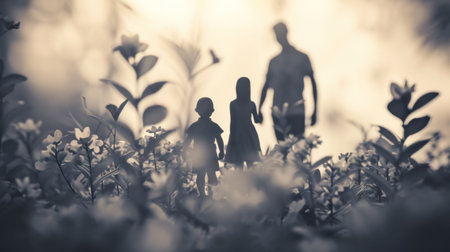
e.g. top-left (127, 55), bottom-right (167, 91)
top-left (225, 77), bottom-right (261, 168)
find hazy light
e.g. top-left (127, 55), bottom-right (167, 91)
top-left (8, 0), bottom-right (450, 157)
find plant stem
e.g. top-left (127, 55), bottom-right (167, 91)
top-left (84, 143), bottom-right (95, 204)
top-left (112, 126), bottom-right (120, 195)
top-left (153, 148), bottom-right (158, 172)
top-left (53, 143), bottom-right (76, 194)
top-left (329, 168), bottom-right (334, 223)
top-left (307, 148), bottom-right (317, 226)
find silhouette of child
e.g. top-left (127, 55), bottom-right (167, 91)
top-left (185, 97), bottom-right (224, 197)
top-left (225, 77), bottom-right (261, 168)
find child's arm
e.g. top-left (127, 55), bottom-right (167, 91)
top-left (215, 134), bottom-right (224, 160)
top-left (252, 102), bottom-right (262, 124)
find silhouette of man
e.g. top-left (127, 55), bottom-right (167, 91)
top-left (259, 22), bottom-right (318, 141)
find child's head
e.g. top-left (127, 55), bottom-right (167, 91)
top-left (236, 77), bottom-right (251, 102)
top-left (195, 97), bottom-right (214, 117)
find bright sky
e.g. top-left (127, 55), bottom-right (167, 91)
top-left (9, 0), bottom-right (450, 158)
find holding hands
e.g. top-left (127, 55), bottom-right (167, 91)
top-left (218, 151), bottom-right (224, 160)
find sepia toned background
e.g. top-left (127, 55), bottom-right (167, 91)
top-left (2, 0), bottom-right (449, 158)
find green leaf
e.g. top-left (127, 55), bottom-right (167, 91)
top-left (371, 142), bottom-right (397, 164)
top-left (297, 187), bottom-right (313, 208)
top-left (1, 139), bottom-right (18, 155)
top-left (67, 112), bottom-right (83, 129)
top-left (116, 99), bottom-right (128, 119)
top-left (0, 74), bottom-right (27, 86)
top-left (404, 116), bottom-right (430, 139)
top-left (114, 174), bottom-right (129, 191)
top-left (106, 99), bottom-right (128, 121)
top-left (363, 168), bottom-right (394, 199)
top-left (1, 104), bottom-right (31, 131)
top-left (312, 156), bottom-right (332, 169)
top-left (378, 125), bottom-right (400, 147)
top-left (135, 55), bottom-right (158, 79)
top-left (57, 152), bottom-right (67, 164)
top-left (209, 49), bottom-right (220, 64)
top-left (411, 92), bottom-right (439, 113)
top-left (399, 139), bottom-right (431, 162)
top-left (390, 82), bottom-right (402, 99)
top-left (114, 121), bottom-right (136, 149)
top-left (141, 81), bottom-right (168, 99)
top-left (106, 104), bottom-right (118, 120)
top-left (0, 83), bottom-right (15, 97)
top-left (93, 169), bottom-right (120, 188)
top-left (312, 169), bottom-right (321, 183)
top-left (143, 129), bottom-right (175, 157)
top-left (100, 79), bottom-right (136, 107)
top-left (400, 163), bottom-right (429, 187)
top-left (0, 74), bottom-right (27, 97)
top-left (81, 96), bottom-right (101, 121)
top-left (387, 99), bottom-right (409, 121)
top-left (143, 105), bottom-right (167, 126)
top-left (74, 164), bottom-right (91, 179)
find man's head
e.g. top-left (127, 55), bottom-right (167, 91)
top-left (273, 22), bottom-right (289, 47)
top-left (195, 97), bottom-right (214, 117)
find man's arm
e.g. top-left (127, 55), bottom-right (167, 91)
top-left (252, 102), bottom-right (261, 124)
top-left (309, 74), bottom-right (318, 126)
top-left (259, 69), bottom-right (272, 122)
top-left (216, 135), bottom-right (224, 160)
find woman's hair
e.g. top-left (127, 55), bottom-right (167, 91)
top-left (195, 97), bottom-right (214, 117)
top-left (236, 77), bottom-right (251, 102)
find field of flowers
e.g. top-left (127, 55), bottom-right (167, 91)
top-left (1, 17), bottom-right (450, 252)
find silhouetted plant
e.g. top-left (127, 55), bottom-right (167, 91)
top-left (101, 34), bottom-right (169, 138)
top-left (370, 81), bottom-right (439, 197)
top-left (165, 38), bottom-right (220, 136)
top-left (1, 19), bottom-right (450, 251)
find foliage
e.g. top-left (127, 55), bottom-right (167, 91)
top-left (165, 37), bottom-right (221, 136)
top-left (1, 25), bottom-right (449, 251)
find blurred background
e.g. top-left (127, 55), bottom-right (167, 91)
top-left (1, 0), bottom-right (449, 158)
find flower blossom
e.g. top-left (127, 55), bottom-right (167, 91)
top-left (43, 129), bottom-right (63, 144)
top-left (15, 177), bottom-right (41, 198)
top-left (390, 81), bottom-right (415, 100)
top-left (114, 34), bottom-right (148, 61)
top-left (41, 144), bottom-right (56, 158)
top-left (89, 134), bottom-right (104, 154)
top-left (34, 161), bottom-right (47, 171)
top-left (14, 119), bottom-right (42, 135)
top-left (305, 134), bottom-right (322, 148)
top-left (75, 127), bottom-right (90, 140)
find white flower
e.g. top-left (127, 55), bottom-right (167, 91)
top-left (14, 119), bottom-right (42, 134)
top-left (89, 134), bottom-right (103, 154)
top-left (75, 127), bottom-right (90, 140)
top-left (41, 144), bottom-right (55, 158)
top-left (34, 161), bottom-right (47, 171)
top-left (15, 177), bottom-right (41, 198)
top-left (147, 126), bottom-right (162, 134)
top-left (65, 140), bottom-right (82, 153)
top-left (43, 129), bottom-right (63, 144)
top-left (305, 133), bottom-right (322, 148)
top-left (334, 160), bottom-right (348, 172)
top-left (113, 34), bottom-right (148, 60)
top-left (138, 137), bottom-right (146, 148)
